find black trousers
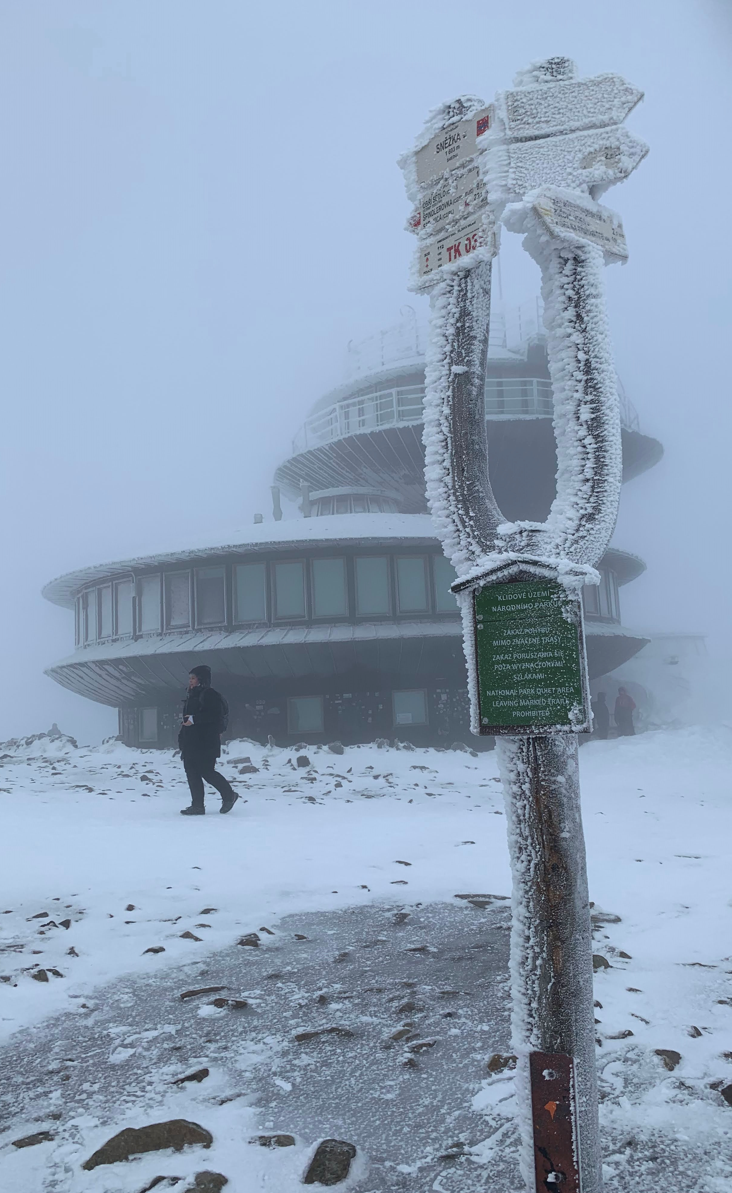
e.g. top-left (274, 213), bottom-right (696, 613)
top-left (183, 754), bottom-right (236, 809)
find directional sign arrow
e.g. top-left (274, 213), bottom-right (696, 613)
top-left (497, 73), bottom-right (643, 142)
top-left (503, 125), bottom-right (648, 200)
top-left (533, 191), bottom-right (628, 261)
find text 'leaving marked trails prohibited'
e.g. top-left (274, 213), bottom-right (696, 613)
top-left (473, 581), bottom-right (590, 734)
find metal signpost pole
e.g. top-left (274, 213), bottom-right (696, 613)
top-left (400, 58), bottom-right (647, 1192)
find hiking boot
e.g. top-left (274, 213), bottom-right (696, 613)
top-left (220, 792), bottom-right (239, 814)
top-left (180, 806), bottom-right (205, 816)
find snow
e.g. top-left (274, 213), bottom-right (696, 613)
top-left (1, 727), bottom-right (731, 1189)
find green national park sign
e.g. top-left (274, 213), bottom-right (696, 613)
top-left (473, 580), bottom-right (589, 734)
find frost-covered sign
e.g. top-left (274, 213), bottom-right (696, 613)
top-left (499, 73), bottom-right (642, 141)
top-left (415, 106), bottom-right (493, 184)
top-left (473, 580), bottom-right (590, 734)
top-left (534, 192), bottom-right (628, 260)
top-left (418, 213), bottom-right (495, 278)
top-left (410, 166), bottom-right (487, 237)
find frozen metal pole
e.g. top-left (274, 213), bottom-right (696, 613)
top-left (400, 59), bottom-right (647, 1193)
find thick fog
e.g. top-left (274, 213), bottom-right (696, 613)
top-left (0, 0), bottom-right (729, 742)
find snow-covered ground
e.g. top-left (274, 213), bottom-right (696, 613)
top-left (0, 726), bottom-right (731, 1190)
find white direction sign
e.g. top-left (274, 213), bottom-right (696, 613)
top-left (505, 126), bottom-right (648, 199)
top-left (500, 73), bottom-right (643, 142)
top-left (415, 107), bottom-right (493, 185)
top-left (418, 213), bottom-right (496, 278)
top-left (534, 193), bottom-right (628, 260)
top-left (410, 166), bottom-right (487, 237)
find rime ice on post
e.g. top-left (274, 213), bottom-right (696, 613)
top-left (399, 56), bottom-right (647, 1193)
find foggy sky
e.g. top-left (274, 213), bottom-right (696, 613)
top-left (0, 0), bottom-right (730, 741)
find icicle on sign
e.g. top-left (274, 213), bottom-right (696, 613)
top-left (415, 106), bottom-right (493, 185)
top-left (473, 581), bottom-right (590, 734)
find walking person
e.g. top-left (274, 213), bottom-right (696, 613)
top-left (179, 665), bottom-right (239, 815)
top-left (614, 686), bottom-right (637, 737)
top-left (591, 691), bottom-right (610, 739)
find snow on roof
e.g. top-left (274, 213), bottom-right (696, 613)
top-left (42, 514), bottom-right (440, 608)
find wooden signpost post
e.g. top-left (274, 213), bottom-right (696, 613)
top-left (400, 56), bottom-right (648, 1192)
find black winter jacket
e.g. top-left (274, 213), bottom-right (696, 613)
top-left (178, 686), bottom-right (225, 758)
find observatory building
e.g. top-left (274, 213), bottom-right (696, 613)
top-left (42, 307), bottom-right (662, 749)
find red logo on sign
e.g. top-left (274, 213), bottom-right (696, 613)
top-left (476, 112), bottom-right (491, 137)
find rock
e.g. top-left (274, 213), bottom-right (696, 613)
top-left (392, 912), bottom-right (410, 926)
top-left (295, 933), bottom-right (308, 940)
top-left (407, 1038), bottom-right (437, 1053)
top-left (143, 946), bottom-right (165, 955)
top-left (688, 1025), bottom-right (703, 1038)
top-left (296, 755), bottom-right (311, 768)
top-left (394, 739), bottom-right (416, 751)
top-left (31, 969), bottom-right (49, 982)
top-left (655, 1049), bottom-right (681, 1071)
top-left (173, 1068), bottom-right (209, 1085)
top-left (327, 742), bottom-right (345, 755)
top-left (254, 1134), bottom-right (296, 1148)
top-left (294, 1026), bottom-right (355, 1043)
top-left (182, 1174), bottom-right (229, 1193)
top-left (12, 1130), bottom-right (55, 1148)
top-left (605, 1030), bottom-right (634, 1039)
top-left (394, 859), bottom-right (412, 866)
top-left (83, 1120), bottom-right (213, 1170)
top-left (239, 764), bottom-right (259, 774)
top-left (59, 918), bottom-right (71, 929)
top-left (618, 950), bottom-right (632, 959)
top-left (303, 1139), bottom-right (357, 1185)
top-left (375, 738), bottom-right (389, 749)
top-left (29, 911), bottom-right (50, 919)
top-left (180, 986), bottom-right (228, 1001)
top-left (137, 1177), bottom-right (183, 1192)
top-left (126, 904), bottom-right (136, 912)
top-left (180, 931), bottom-right (202, 942)
top-left (237, 933), bottom-right (260, 948)
top-left (592, 954), bottom-right (610, 971)
top-left (721, 1084), bottom-right (732, 1107)
top-left (486, 1053), bottom-right (517, 1074)
top-left (590, 910), bottom-right (621, 925)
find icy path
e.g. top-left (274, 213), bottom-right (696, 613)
top-left (0, 728), bottom-right (731, 1190)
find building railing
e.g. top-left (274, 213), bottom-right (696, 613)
top-left (293, 380), bottom-right (640, 454)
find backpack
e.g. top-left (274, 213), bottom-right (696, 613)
top-left (218, 693), bottom-right (229, 735)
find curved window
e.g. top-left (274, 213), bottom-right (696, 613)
top-left (312, 558), bottom-right (347, 617)
top-left (433, 554), bottom-right (458, 613)
top-left (196, 567), bottom-right (225, 626)
top-left (99, 585), bottom-right (113, 639)
top-left (235, 563), bottom-right (266, 623)
top-left (355, 556), bottom-right (390, 616)
top-left (115, 580), bottom-right (134, 637)
top-left (396, 557), bottom-right (428, 613)
top-left (139, 575), bottom-right (161, 632)
top-left (166, 572), bottom-right (191, 629)
top-left (274, 561), bottom-right (306, 618)
top-left (84, 591), bottom-right (97, 643)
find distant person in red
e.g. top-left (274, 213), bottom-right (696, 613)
top-left (614, 687), bottom-right (636, 737)
top-left (179, 665), bottom-right (239, 815)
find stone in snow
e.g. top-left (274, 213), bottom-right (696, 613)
top-left (82, 1119), bottom-right (213, 1170)
top-left (303, 1139), bottom-right (357, 1186)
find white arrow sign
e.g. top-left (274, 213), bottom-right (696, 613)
top-left (498, 73), bottom-right (643, 142)
top-left (533, 192), bottom-right (628, 260)
top-left (503, 126), bottom-right (648, 199)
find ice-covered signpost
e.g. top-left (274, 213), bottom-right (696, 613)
top-left (399, 58), bottom-right (647, 1192)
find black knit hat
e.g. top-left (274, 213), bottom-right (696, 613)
top-left (189, 665), bottom-right (212, 686)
